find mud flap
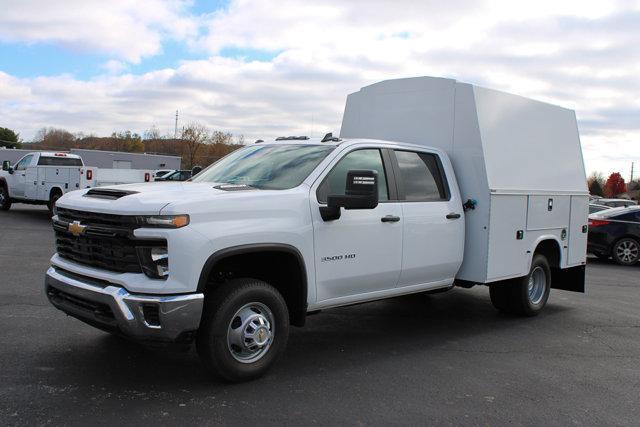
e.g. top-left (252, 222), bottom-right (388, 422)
top-left (551, 265), bottom-right (585, 293)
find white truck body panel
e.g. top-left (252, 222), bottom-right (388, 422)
top-left (340, 76), bottom-right (589, 283)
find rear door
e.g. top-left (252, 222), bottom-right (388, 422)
top-left (311, 147), bottom-right (403, 302)
top-left (391, 149), bottom-right (465, 288)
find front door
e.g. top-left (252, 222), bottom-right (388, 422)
top-left (311, 148), bottom-right (403, 303)
top-left (10, 154), bottom-right (33, 198)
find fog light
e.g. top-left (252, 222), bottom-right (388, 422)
top-left (137, 245), bottom-right (169, 279)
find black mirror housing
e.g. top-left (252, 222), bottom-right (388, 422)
top-left (320, 170), bottom-right (379, 221)
top-left (2, 161), bottom-right (10, 171)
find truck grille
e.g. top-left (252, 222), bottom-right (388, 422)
top-left (55, 230), bottom-right (143, 273)
top-left (53, 208), bottom-right (164, 274)
top-left (56, 207), bottom-right (138, 228)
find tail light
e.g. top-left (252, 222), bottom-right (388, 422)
top-left (588, 219), bottom-right (610, 227)
top-left (86, 169), bottom-right (93, 180)
top-left (145, 173), bottom-right (150, 182)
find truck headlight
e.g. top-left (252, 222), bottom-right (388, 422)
top-left (137, 246), bottom-right (169, 279)
top-left (137, 215), bottom-right (189, 228)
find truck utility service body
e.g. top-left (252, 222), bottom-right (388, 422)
top-left (0, 151), bottom-right (154, 211)
top-left (45, 77), bottom-right (588, 381)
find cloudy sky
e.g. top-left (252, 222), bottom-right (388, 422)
top-left (0, 0), bottom-right (638, 177)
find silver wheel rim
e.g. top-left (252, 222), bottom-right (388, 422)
top-left (616, 240), bottom-right (639, 264)
top-left (527, 266), bottom-right (546, 305)
top-left (227, 302), bottom-right (274, 364)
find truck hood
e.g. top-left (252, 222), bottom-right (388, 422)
top-left (56, 182), bottom-right (257, 215)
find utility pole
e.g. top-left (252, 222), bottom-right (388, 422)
top-left (631, 161), bottom-right (635, 182)
top-left (174, 110), bottom-right (179, 139)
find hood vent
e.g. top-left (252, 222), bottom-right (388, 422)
top-left (84, 188), bottom-right (138, 200)
top-left (214, 184), bottom-right (257, 191)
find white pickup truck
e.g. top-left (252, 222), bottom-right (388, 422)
top-left (0, 151), bottom-right (153, 212)
top-left (44, 77), bottom-right (588, 382)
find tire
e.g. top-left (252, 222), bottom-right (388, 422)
top-left (490, 254), bottom-right (551, 316)
top-left (196, 278), bottom-right (289, 382)
top-left (0, 185), bottom-right (11, 211)
top-left (47, 190), bottom-right (62, 214)
top-left (612, 238), bottom-right (640, 266)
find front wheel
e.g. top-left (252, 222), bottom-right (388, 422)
top-left (490, 254), bottom-right (551, 316)
top-left (612, 238), bottom-right (640, 266)
top-left (196, 278), bottom-right (289, 382)
top-left (0, 186), bottom-right (11, 211)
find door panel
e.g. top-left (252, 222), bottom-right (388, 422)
top-left (312, 203), bottom-right (403, 301)
top-left (399, 202), bottom-right (464, 286)
top-left (392, 149), bottom-right (464, 287)
top-left (568, 196), bottom-right (588, 266)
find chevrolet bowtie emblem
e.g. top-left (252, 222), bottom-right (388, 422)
top-left (68, 220), bottom-right (86, 236)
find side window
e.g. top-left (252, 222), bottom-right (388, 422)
top-left (15, 155), bottom-right (33, 171)
top-left (394, 151), bottom-right (448, 201)
top-left (317, 149), bottom-right (389, 203)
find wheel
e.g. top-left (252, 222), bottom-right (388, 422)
top-left (47, 190), bottom-right (62, 214)
top-left (0, 185), bottom-right (11, 211)
top-left (490, 254), bottom-right (551, 316)
top-left (196, 278), bottom-right (289, 382)
top-left (612, 238), bottom-right (640, 266)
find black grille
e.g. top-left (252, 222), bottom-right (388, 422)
top-left (55, 230), bottom-right (143, 273)
top-left (56, 207), bottom-right (138, 228)
top-left (47, 286), bottom-right (115, 321)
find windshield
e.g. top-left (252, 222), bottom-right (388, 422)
top-left (192, 144), bottom-right (335, 190)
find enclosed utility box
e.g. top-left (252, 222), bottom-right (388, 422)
top-left (340, 76), bottom-right (588, 284)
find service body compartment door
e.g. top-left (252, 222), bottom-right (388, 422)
top-left (24, 167), bottom-right (39, 199)
top-left (526, 195), bottom-right (570, 230)
top-left (568, 196), bottom-right (588, 266)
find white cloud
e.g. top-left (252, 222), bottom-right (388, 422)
top-left (1, 0), bottom-right (639, 177)
top-left (0, 0), bottom-right (197, 62)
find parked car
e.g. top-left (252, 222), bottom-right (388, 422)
top-left (153, 169), bottom-right (175, 180)
top-left (597, 198), bottom-right (638, 208)
top-left (154, 169), bottom-right (192, 181)
top-left (589, 203), bottom-right (612, 214)
top-left (588, 206), bottom-right (640, 265)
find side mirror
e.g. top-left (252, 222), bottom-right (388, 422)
top-left (191, 165), bottom-right (202, 175)
top-left (2, 160), bottom-right (10, 171)
top-left (320, 170), bottom-right (379, 221)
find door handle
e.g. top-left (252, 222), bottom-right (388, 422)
top-left (381, 215), bottom-right (400, 223)
top-left (446, 213), bottom-right (461, 219)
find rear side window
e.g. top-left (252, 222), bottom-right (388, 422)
top-left (317, 149), bottom-right (389, 203)
top-left (38, 157), bottom-right (82, 166)
top-left (394, 151), bottom-right (448, 201)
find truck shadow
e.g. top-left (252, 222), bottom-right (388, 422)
top-left (34, 288), bottom-right (571, 391)
top-left (0, 206), bottom-right (52, 222)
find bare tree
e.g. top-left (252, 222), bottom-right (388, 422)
top-left (180, 122), bottom-right (209, 169)
top-left (144, 125), bottom-right (162, 140)
top-left (210, 130), bottom-right (233, 145)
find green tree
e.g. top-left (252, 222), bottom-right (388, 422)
top-left (0, 127), bottom-right (21, 148)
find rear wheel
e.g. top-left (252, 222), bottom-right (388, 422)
top-left (47, 189), bottom-right (62, 214)
top-left (612, 238), bottom-right (640, 266)
top-left (0, 185), bottom-right (11, 210)
top-left (196, 278), bottom-right (289, 382)
top-left (490, 254), bottom-right (551, 316)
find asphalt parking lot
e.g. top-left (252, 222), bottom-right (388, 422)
top-left (1, 205), bottom-right (639, 425)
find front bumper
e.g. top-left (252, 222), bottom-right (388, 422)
top-left (45, 266), bottom-right (204, 343)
